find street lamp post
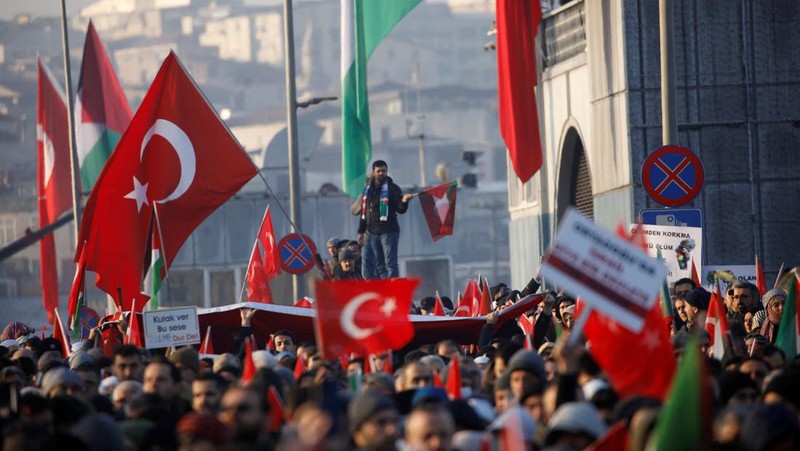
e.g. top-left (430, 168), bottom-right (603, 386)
top-left (283, 0), bottom-right (302, 301)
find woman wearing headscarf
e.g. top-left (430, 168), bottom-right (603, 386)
top-left (753, 288), bottom-right (786, 343)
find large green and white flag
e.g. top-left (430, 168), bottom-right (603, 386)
top-left (341, 0), bottom-right (421, 197)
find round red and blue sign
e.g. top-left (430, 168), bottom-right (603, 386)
top-left (641, 145), bottom-right (704, 207)
top-left (278, 233), bottom-right (318, 275)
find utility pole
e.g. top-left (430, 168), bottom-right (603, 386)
top-left (659, 0), bottom-right (678, 145)
top-left (60, 0), bottom-right (83, 243)
top-left (283, 0), bottom-right (302, 300)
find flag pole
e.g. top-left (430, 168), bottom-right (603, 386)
top-left (59, 0), bottom-right (83, 243)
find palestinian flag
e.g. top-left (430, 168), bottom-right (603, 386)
top-left (68, 245), bottom-right (87, 338)
top-left (775, 276), bottom-right (800, 359)
top-left (142, 217), bottom-right (166, 310)
top-left (76, 20), bottom-right (132, 191)
top-left (417, 181), bottom-right (458, 242)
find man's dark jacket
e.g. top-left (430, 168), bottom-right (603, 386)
top-left (357, 176), bottom-right (408, 235)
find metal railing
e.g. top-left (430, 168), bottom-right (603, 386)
top-left (542, 0), bottom-right (586, 69)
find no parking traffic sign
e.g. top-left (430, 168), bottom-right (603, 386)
top-left (278, 233), bottom-right (317, 274)
top-left (641, 145), bottom-right (704, 207)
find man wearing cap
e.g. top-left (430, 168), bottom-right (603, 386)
top-left (348, 389), bottom-right (400, 450)
top-left (357, 160), bottom-right (413, 279)
top-left (505, 349), bottom-right (547, 399)
top-left (333, 248), bottom-right (363, 280)
top-left (323, 237), bottom-right (341, 278)
top-left (545, 402), bottom-right (607, 449)
top-left (40, 367), bottom-right (84, 398)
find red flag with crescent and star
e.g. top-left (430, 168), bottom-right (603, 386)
top-left (77, 51), bottom-right (258, 312)
top-left (313, 278), bottom-right (419, 358)
top-left (37, 60), bottom-right (72, 324)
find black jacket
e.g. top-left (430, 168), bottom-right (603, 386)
top-left (357, 176), bottom-right (408, 235)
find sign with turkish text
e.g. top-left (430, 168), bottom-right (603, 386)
top-left (541, 209), bottom-right (666, 332)
top-left (635, 224), bottom-right (703, 284)
top-left (142, 306), bottom-right (200, 349)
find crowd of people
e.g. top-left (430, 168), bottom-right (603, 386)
top-left (0, 274), bottom-right (798, 451)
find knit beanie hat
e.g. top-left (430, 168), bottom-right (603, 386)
top-left (761, 288), bottom-right (787, 309)
top-left (506, 350), bottom-right (546, 382)
top-left (347, 389), bottom-right (397, 434)
top-left (169, 347), bottom-right (200, 374)
top-left (338, 249), bottom-right (356, 262)
top-left (176, 412), bottom-right (231, 446)
top-left (41, 367), bottom-right (84, 396)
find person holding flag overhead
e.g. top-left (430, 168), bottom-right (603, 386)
top-left (356, 160), bottom-right (413, 279)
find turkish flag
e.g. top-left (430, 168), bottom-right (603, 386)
top-left (77, 52), bottom-right (257, 311)
top-left (125, 298), bottom-right (143, 347)
top-left (242, 338), bottom-right (256, 382)
top-left (246, 245), bottom-right (274, 303)
top-left (433, 292), bottom-right (447, 316)
top-left (478, 277), bottom-right (492, 316)
top-left (314, 278), bottom-right (419, 358)
top-left (417, 181), bottom-right (457, 242)
top-left (256, 206), bottom-right (281, 279)
top-left (496, 0), bottom-right (542, 183)
top-left (755, 255), bottom-right (766, 295)
top-left (267, 386), bottom-right (286, 432)
top-left (454, 281), bottom-right (477, 317)
top-left (582, 226), bottom-right (676, 400)
top-left (53, 309), bottom-right (72, 358)
top-left (38, 60), bottom-right (73, 324)
top-left (445, 356), bottom-right (462, 400)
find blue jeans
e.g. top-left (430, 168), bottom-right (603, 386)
top-left (362, 232), bottom-right (399, 278)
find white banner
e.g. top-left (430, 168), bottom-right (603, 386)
top-left (541, 209), bottom-right (666, 332)
top-left (636, 224), bottom-right (703, 284)
top-left (143, 307), bottom-right (201, 349)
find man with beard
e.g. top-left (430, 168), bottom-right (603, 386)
top-left (218, 385), bottom-right (272, 448)
top-left (356, 160), bottom-right (413, 279)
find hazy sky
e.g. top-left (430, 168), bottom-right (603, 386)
top-left (0, 0), bottom-right (451, 21)
top-left (1, 0), bottom-right (96, 20)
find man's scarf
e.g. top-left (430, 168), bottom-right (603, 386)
top-left (361, 180), bottom-right (389, 222)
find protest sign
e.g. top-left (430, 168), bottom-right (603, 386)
top-left (541, 209), bottom-right (666, 333)
top-left (143, 307), bottom-right (201, 349)
top-left (702, 265), bottom-right (756, 291)
top-left (635, 224), bottom-right (703, 283)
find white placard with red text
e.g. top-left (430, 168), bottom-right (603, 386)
top-left (541, 209), bottom-right (667, 333)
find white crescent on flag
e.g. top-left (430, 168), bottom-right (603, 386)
top-left (341, 292), bottom-right (383, 339)
top-left (141, 119), bottom-right (197, 204)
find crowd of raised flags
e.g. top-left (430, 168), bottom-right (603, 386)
top-left (20, 3), bottom-right (800, 450)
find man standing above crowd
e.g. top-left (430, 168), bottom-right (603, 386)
top-left (357, 160), bottom-right (413, 279)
